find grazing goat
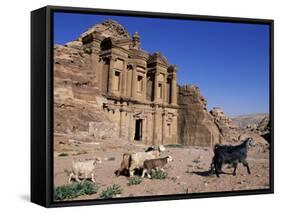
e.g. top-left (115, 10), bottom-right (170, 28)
top-left (142, 156), bottom-right (173, 178)
top-left (115, 145), bottom-right (165, 177)
top-left (114, 153), bottom-right (131, 177)
top-left (210, 137), bottom-right (255, 178)
top-left (68, 157), bottom-right (102, 183)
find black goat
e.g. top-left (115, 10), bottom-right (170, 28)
top-left (210, 137), bottom-right (255, 178)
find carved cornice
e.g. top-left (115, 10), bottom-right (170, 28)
top-left (103, 93), bottom-right (179, 109)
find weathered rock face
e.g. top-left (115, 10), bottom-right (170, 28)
top-left (80, 19), bottom-right (131, 40)
top-left (66, 19), bottom-right (131, 49)
top-left (209, 107), bottom-right (269, 146)
top-left (256, 116), bottom-right (270, 133)
top-left (53, 45), bottom-right (118, 141)
top-left (210, 107), bottom-right (239, 142)
top-left (178, 85), bottom-right (222, 147)
top-left (177, 86), bottom-right (269, 147)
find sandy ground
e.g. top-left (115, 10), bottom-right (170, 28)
top-left (54, 134), bottom-right (270, 201)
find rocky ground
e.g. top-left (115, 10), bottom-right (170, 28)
top-left (54, 135), bottom-right (270, 201)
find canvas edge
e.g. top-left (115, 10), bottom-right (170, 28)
top-left (30, 5), bottom-right (274, 208)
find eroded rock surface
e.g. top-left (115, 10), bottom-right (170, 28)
top-left (54, 45), bottom-right (118, 141)
top-left (178, 85), bottom-right (222, 147)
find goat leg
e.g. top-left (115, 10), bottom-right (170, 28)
top-left (232, 162), bottom-right (238, 176)
top-left (68, 172), bottom-right (74, 183)
top-left (129, 169), bottom-right (135, 177)
top-left (215, 171), bottom-right (220, 178)
top-left (91, 173), bottom-right (96, 183)
top-left (215, 162), bottom-right (222, 178)
top-left (242, 160), bottom-right (251, 174)
top-left (215, 168), bottom-right (220, 178)
top-left (209, 161), bottom-right (215, 175)
top-left (141, 169), bottom-right (147, 178)
top-left (74, 174), bottom-right (81, 182)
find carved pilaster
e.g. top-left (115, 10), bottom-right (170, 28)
top-left (171, 72), bottom-right (177, 105)
top-left (121, 60), bottom-right (127, 97)
top-left (163, 74), bottom-right (167, 104)
top-left (108, 56), bottom-right (116, 94)
top-left (153, 70), bottom-right (158, 102)
top-left (142, 74), bottom-right (147, 101)
top-left (131, 65), bottom-right (137, 98)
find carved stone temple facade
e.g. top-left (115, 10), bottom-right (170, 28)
top-left (81, 21), bottom-right (178, 145)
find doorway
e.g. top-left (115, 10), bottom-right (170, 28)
top-left (134, 119), bottom-right (143, 141)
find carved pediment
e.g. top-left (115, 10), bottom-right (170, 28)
top-left (147, 52), bottom-right (169, 66)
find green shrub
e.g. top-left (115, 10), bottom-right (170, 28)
top-left (192, 159), bottom-right (200, 164)
top-left (100, 184), bottom-right (123, 199)
top-left (54, 181), bottom-right (99, 201)
top-left (128, 176), bottom-right (142, 186)
top-left (64, 169), bottom-right (72, 176)
top-left (150, 170), bottom-right (167, 180)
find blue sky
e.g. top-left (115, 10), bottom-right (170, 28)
top-left (54, 12), bottom-right (270, 117)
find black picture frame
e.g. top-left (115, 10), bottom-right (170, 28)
top-left (31, 5), bottom-right (274, 208)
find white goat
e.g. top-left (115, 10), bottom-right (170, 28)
top-left (68, 157), bottom-right (101, 183)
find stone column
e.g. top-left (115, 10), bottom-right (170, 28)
top-left (143, 117), bottom-right (147, 144)
top-left (119, 108), bottom-right (124, 137)
top-left (146, 116), bottom-right (150, 144)
top-left (121, 60), bottom-right (127, 97)
top-left (153, 71), bottom-right (158, 102)
top-left (152, 107), bottom-right (162, 145)
top-left (128, 110), bottom-right (132, 141)
top-left (131, 65), bottom-right (137, 98)
top-left (171, 72), bottom-right (177, 105)
top-left (108, 56), bottom-right (115, 94)
top-left (142, 74), bottom-right (147, 101)
top-left (171, 115), bottom-right (177, 144)
top-left (126, 65), bottom-right (132, 97)
top-left (163, 74), bottom-right (167, 104)
top-left (152, 111), bottom-right (156, 145)
top-left (161, 112), bottom-right (165, 144)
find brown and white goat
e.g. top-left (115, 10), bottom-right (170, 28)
top-left (142, 156), bottom-right (173, 178)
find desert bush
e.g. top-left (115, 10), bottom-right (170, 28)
top-left (128, 176), bottom-right (142, 186)
top-left (64, 169), bottom-right (72, 176)
top-left (54, 181), bottom-right (99, 201)
top-left (151, 170), bottom-right (167, 180)
top-left (100, 184), bottom-right (123, 199)
top-left (192, 159), bottom-right (200, 164)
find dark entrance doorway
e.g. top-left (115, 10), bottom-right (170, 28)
top-left (134, 119), bottom-right (143, 141)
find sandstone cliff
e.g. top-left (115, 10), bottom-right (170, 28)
top-left (177, 85), bottom-right (269, 147)
top-left (54, 45), bottom-right (118, 143)
top-left (178, 85), bottom-right (222, 147)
